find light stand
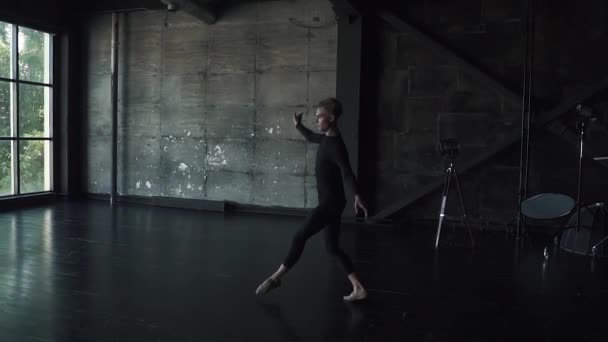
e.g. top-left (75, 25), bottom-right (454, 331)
top-left (575, 115), bottom-right (587, 232)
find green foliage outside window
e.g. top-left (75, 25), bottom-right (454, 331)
top-left (0, 24), bottom-right (49, 195)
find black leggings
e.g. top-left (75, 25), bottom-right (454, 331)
top-left (283, 205), bottom-right (355, 275)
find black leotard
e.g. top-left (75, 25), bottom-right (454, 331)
top-left (296, 122), bottom-right (358, 207)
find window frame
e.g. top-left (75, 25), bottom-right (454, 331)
top-left (0, 21), bottom-right (54, 197)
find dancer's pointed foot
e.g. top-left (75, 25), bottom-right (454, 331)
top-left (343, 288), bottom-right (367, 302)
top-left (255, 277), bottom-right (282, 295)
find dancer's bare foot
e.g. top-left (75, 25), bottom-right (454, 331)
top-left (255, 277), bottom-right (282, 295)
top-left (343, 288), bottom-right (367, 302)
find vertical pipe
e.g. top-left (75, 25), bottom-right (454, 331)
top-left (11, 24), bottom-right (19, 195)
top-left (516, 0), bottom-right (532, 240)
top-left (576, 123), bottom-right (584, 232)
top-left (110, 13), bottom-right (119, 206)
top-left (523, 0), bottom-right (536, 235)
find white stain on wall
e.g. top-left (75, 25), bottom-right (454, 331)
top-left (207, 145), bottom-right (228, 167)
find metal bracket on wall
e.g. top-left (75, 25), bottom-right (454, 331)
top-left (288, 17), bottom-right (337, 29)
top-left (159, 0), bottom-right (217, 24)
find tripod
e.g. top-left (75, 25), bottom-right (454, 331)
top-left (560, 202), bottom-right (608, 257)
top-left (434, 157), bottom-right (475, 249)
top-left (590, 203), bottom-right (608, 257)
top-left (558, 107), bottom-right (608, 257)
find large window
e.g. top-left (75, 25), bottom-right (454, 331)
top-left (0, 22), bottom-right (53, 196)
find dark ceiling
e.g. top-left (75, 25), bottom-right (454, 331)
top-left (0, 0), bottom-right (393, 31)
top-left (79, 0), bottom-right (289, 14)
top-left (76, 0), bottom-right (299, 25)
top-left (0, 0), bottom-right (290, 30)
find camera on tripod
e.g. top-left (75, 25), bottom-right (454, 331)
top-left (575, 104), bottom-right (596, 128)
top-left (438, 138), bottom-right (460, 160)
top-left (576, 104), bottom-right (595, 119)
top-left (434, 136), bottom-right (473, 249)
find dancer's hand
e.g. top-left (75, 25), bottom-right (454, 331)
top-left (354, 194), bottom-right (368, 220)
top-left (293, 112), bottom-right (303, 126)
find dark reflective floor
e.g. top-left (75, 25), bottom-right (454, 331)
top-left (0, 200), bottom-right (606, 341)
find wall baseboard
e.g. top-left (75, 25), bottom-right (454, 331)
top-left (81, 194), bottom-right (394, 229)
top-left (0, 193), bottom-right (57, 211)
top-left (83, 193), bottom-right (225, 212)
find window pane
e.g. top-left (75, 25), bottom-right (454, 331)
top-left (20, 140), bottom-right (50, 193)
top-left (0, 141), bottom-right (12, 195)
top-left (0, 22), bottom-right (11, 79)
top-left (18, 27), bottom-right (49, 84)
top-left (19, 84), bottom-right (50, 137)
top-left (0, 80), bottom-right (11, 136)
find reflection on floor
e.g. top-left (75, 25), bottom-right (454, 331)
top-left (0, 200), bottom-right (606, 341)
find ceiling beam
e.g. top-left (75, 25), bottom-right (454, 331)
top-left (160, 0), bottom-right (216, 24)
top-left (328, 0), bottom-right (360, 23)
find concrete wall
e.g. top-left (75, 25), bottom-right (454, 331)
top-left (373, 0), bottom-right (608, 225)
top-left (374, 21), bottom-right (522, 223)
top-left (395, 0), bottom-right (608, 105)
top-left (82, 0), bottom-right (337, 208)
